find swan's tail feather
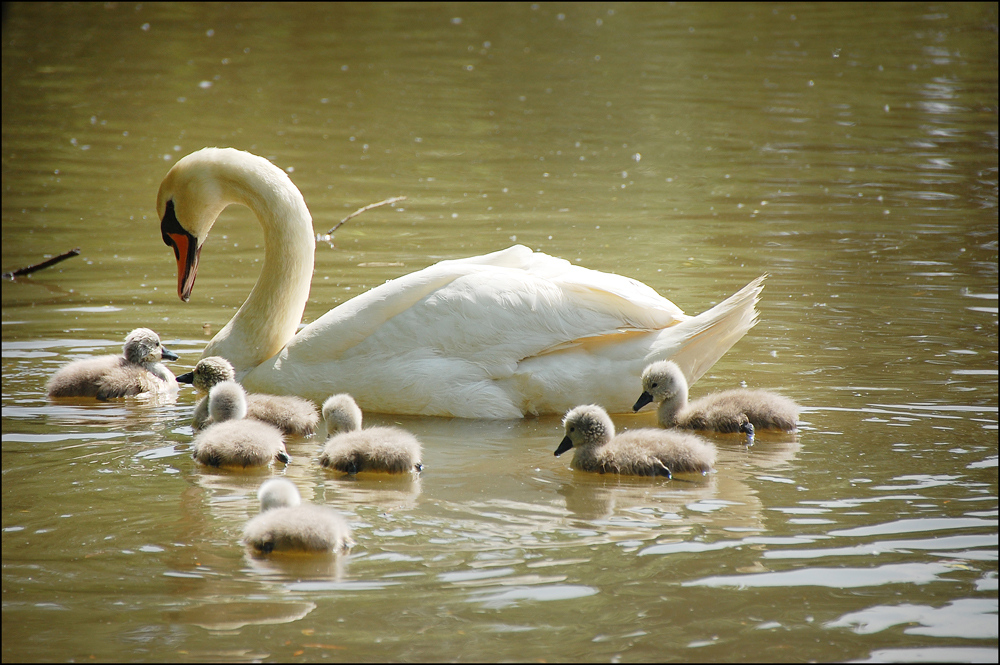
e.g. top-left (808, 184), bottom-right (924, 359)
top-left (652, 274), bottom-right (766, 385)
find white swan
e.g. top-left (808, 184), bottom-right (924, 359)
top-left (158, 147), bottom-right (765, 418)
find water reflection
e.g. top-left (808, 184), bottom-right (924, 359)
top-left (167, 600), bottom-right (317, 631)
top-left (2, 1), bottom-right (996, 662)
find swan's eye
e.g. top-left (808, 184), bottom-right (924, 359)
top-left (651, 382), bottom-right (658, 388)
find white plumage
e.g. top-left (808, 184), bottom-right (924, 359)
top-left (158, 147), bottom-right (764, 418)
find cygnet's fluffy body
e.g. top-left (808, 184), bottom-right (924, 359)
top-left (635, 360), bottom-right (800, 434)
top-left (243, 478), bottom-right (353, 554)
top-left (319, 394), bottom-right (423, 474)
top-left (179, 356), bottom-right (319, 436)
top-left (191, 381), bottom-right (289, 468)
top-left (46, 328), bottom-right (179, 400)
top-left (556, 404), bottom-right (716, 477)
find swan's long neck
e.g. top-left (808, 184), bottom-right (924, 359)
top-left (200, 155), bottom-right (315, 376)
top-left (656, 382), bottom-right (688, 427)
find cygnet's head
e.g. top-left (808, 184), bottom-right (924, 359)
top-left (176, 356), bottom-right (236, 391)
top-left (257, 478), bottom-right (302, 512)
top-left (208, 380), bottom-right (248, 423)
top-left (555, 404), bottom-right (615, 456)
top-left (322, 394), bottom-right (363, 436)
top-left (123, 328), bottom-right (179, 365)
top-left (634, 360), bottom-right (688, 411)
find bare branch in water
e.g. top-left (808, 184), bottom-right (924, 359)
top-left (2, 248), bottom-right (81, 281)
top-left (324, 196), bottom-right (407, 236)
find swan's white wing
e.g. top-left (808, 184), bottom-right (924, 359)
top-left (243, 246), bottom-right (691, 417)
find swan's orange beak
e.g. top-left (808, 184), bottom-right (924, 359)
top-left (160, 200), bottom-right (201, 302)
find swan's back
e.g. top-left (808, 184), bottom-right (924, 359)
top-left (681, 389), bottom-right (799, 432)
top-left (594, 429), bottom-right (716, 475)
top-left (242, 247), bottom-right (766, 418)
top-left (243, 479), bottom-right (353, 554)
top-left (191, 418), bottom-right (289, 468)
top-left (47, 355), bottom-right (126, 398)
top-left (245, 393), bottom-right (319, 436)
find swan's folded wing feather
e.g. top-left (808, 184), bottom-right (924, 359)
top-left (283, 245), bottom-right (687, 370)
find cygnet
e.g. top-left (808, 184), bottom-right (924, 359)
top-left (46, 327), bottom-right (178, 400)
top-left (634, 360), bottom-right (799, 443)
top-left (243, 478), bottom-right (354, 554)
top-left (319, 394), bottom-right (423, 474)
top-left (191, 381), bottom-right (290, 468)
top-left (178, 356), bottom-right (319, 436)
top-left (556, 404), bottom-right (716, 477)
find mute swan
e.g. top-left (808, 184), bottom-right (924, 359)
top-left (158, 147), bottom-right (765, 418)
top-left (555, 404), bottom-right (716, 477)
top-left (319, 394), bottom-right (423, 474)
top-left (46, 328), bottom-right (179, 400)
top-left (243, 478), bottom-right (354, 554)
top-left (191, 380), bottom-right (290, 468)
top-left (179, 356), bottom-right (319, 436)
top-left (633, 360), bottom-right (799, 443)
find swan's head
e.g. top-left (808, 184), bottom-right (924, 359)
top-left (208, 380), bottom-right (249, 423)
top-left (634, 360), bottom-right (687, 411)
top-left (158, 147), bottom-right (284, 301)
top-left (257, 478), bottom-right (302, 512)
top-left (123, 328), bottom-right (178, 365)
top-left (322, 394), bottom-right (364, 436)
top-left (555, 404), bottom-right (614, 456)
top-left (176, 356), bottom-right (236, 392)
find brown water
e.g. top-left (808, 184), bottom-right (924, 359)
top-left (2, 2), bottom-right (997, 662)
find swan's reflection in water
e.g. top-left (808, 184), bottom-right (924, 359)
top-left (166, 599), bottom-right (317, 631)
top-left (243, 548), bottom-right (350, 581)
top-left (322, 472), bottom-right (422, 514)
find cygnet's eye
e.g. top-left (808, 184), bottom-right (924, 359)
top-left (651, 382), bottom-right (658, 388)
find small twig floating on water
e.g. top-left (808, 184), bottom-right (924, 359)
top-left (2, 248), bottom-right (81, 281)
top-left (317, 196), bottom-right (407, 242)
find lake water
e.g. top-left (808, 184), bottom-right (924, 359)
top-left (2, 2), bottom-right (997, 662)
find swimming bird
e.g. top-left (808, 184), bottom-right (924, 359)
top-left (319, 394), bottom-right (423, 474)
top-left (158, 147), bottom-right (765, 418)
top-left (243, 478), bottom-right (354, 554)
top-left (555, 404), bottom-right (716, 477)
top-left (633, 360), bottom-right (800, 443)
top-left (191, 380), bottom-right (290, 468)
top-left (178, 356), bottom-right (319, 436)
top-left (46, 327), bottom-right (179, 400)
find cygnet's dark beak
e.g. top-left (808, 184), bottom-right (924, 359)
top-left (176, 371), bottom-right (195, 384)
top-left (161, 346), bottom-right (179, 362)
top-left (633, 391), bottom-right (654, 411)
top-left (554, 436), bottom-right (574, 457)
top-left (740, 421), bottom-right (756, 446)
